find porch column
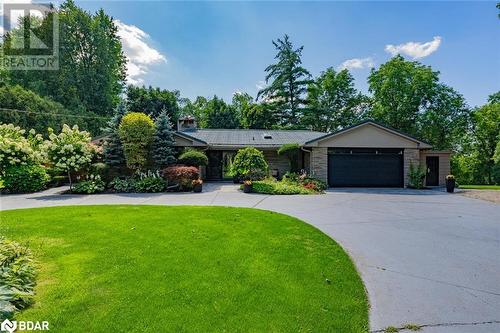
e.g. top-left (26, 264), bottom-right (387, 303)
top-left (404, 148), bottom-right (420, 187)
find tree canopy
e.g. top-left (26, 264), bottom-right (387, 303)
top-left (303, 68), bottom-right (367, 132)
top-left (3, 0), bottom-right (126, 117)
top-left (368, 55), bottom-right (439, 136)
top-left (126, 85), bottom-right (180, 122)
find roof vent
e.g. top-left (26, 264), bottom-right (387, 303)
top-left (263, 133), bottom-right (272, 139)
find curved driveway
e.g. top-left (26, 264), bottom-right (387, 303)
top-left (1, 184), bottom-right (499, 332)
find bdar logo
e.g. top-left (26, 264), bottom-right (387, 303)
top-left (0, 319), bottom-right (17, 333)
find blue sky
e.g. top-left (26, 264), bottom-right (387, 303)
top-left (78, 1), bottom-right (499, 107)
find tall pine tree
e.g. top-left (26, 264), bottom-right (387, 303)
top-left (103, 101), bottom-right (126, 167)
top-left (257, 35), bottom-right (311, 128)
top-left (152, 110), bottom-right (177, 168)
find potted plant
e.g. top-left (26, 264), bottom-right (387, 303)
top-left (446, 175), bottom-right (455, 193)
top-left (192, 179), bottom-right (203, 193)
top-left (243, 180), bottom-right (253, 193)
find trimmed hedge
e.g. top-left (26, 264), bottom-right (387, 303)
top-left (178, 149), bottom-right (208, 167)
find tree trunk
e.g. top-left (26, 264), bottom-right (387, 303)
top-left (68, 170), bottom-right (73, 192)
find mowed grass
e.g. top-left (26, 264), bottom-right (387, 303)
top-left (459, 185), bottom-right (500, 190)
top-left (0, 206), bottom-right (368, 333)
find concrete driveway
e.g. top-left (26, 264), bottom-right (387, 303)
top-left (1, 184), bottom-right (499, 332)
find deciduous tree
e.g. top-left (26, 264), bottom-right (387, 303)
top-left (303, 68), bottom-right (366, 132)
top-left (368, 55), bottom-right (438, 135)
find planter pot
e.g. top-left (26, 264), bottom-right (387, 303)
top-left (232, 176), bottom-right (240, 184)
top-left (193, 184), bottom-right (202, 193)
top-left (446, 179), bottom-right (455, 193)
top-left (243, 184), bottom-right (253, 193)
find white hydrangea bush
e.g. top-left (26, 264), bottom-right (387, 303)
top-left (0, 124), bottom-right (45, 171)
top-left (45, 125), bottom-right (96, 186)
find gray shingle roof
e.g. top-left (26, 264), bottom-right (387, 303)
top-left (179, 129), bottom-right (325, 147)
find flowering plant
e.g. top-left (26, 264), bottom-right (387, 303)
top-left (73, 174), bottom-right (105, 194)
top-left (192, 178), bottom-right (203, 186)
top-left (0, 124), bottom-right (45, 171)
top-left (45, 124), bottom-right (95, 190)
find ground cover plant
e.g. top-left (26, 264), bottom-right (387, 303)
top-left (0, 237), bottom-right (37, 320)
top-left (0, 206), bottom-right (368, 333)
top-left (250, 172), bottom-right (327, 195)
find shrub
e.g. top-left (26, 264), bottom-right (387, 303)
top-left (282, 172), bottom-right (327, 192)
top-left (0, 237), bottom-right (37, 319)
top-left (45, 124), bottom-right (95, 190)
top-left (301, 176), bottom-right (327, 191)
top-left (408, 163), bottom-right (426, 189)
top-left (252, 178), bottom-right (314, 195)
top-left (282, 171), bottom-right (300, 182)
top-left (0, 124), bottom-right (45, 171)
top-left (118, 112), bottom-right (155, 171)
top-left (178, 149), bottom-right (208, 167)
top-left (110, 177), bottom-right (137, 193)
top-left (230, 147), bottom-right (268, 180)
top-left (277, 143), bottom-right (300, 173)
top-left (73, 175), bottom-right (105, 194)
top-left (163, 165), bottom-right (199, 190)
top-left (135, 170), bottom-right (167, 193)
top-left (3, 164), bottom-right (50, 193)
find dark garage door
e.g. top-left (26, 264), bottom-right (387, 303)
top-left (328, 148), bottom-right (403, 187)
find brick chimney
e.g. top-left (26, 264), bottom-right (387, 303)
top-left (177, 115), bottom-right (197, 132)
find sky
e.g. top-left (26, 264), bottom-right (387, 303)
top-left (4, 1), bottom-right (500, 107)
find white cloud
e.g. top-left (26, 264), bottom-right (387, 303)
top-left (255, 80), bottom-right (266, 90)
top-left (385, 36), bottom-right (442, 59)
top-left (115, 20), bottom-right (166, 85)
top-left (338, 57), bottom-right (374, 70)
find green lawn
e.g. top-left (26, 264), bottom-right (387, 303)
top-left (459, 185), bottom-right (500, 190)
top-left (0, 206), bottom-right (368, 332)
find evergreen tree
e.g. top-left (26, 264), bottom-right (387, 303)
top-left (152, 110), bottom-right (177, 168)
top-left (257, 35), bottom-right (312, 128)
top-left (103, 102), bottom-right (126, 167)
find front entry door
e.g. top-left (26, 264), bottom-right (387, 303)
top-left (426, 156), bottom-right (439, 186)
top-left (206, 151), bottom-right (223, 180)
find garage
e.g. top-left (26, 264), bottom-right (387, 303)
top-left (328, 148), bottom-right (403, 187)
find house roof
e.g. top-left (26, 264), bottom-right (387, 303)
top-left (178, 129), bottom-right (325, 148)
top-left (304, 120), bottom-right (433, 148)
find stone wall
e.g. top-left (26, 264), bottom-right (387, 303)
top-left (262, 150), bottom-right (290, 179)
top-left (403, 148), bottom-right (420, 187)
top-left (310, 147), bottom-right (328, 183)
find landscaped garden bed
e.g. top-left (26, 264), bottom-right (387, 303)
top-left (0, 205), bottom-right (368, 332)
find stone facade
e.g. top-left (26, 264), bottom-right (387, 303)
top-left (403, 148), bottom-right (420, 187)
top-left (262, 150), bottom-right (290, 179)
top-left (309, 147), bottom-right (328, 183)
